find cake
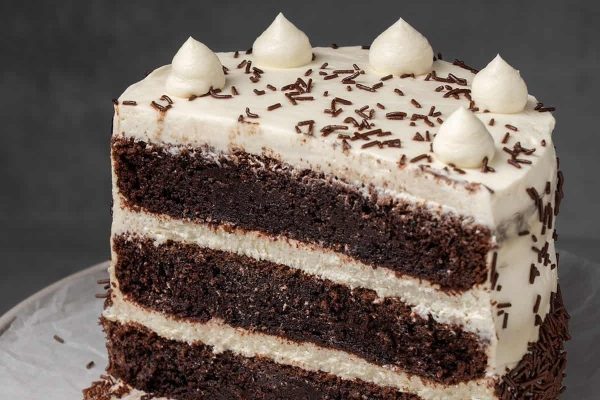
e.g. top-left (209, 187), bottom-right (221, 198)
top-left (85, 13), bottom-right (569, 400)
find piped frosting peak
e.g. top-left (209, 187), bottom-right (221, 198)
top-left (252, 13), bottom-right (312, 69)
top-left (432, 107), bottom-right (496, 169)
top-left (166, 37), bottom-right (225, 98)
top-left (369, 18), bottom-right (433, 76)
top-left (471, 55), bottom-right (529, 114)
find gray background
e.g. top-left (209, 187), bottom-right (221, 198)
top-left (0, 0), bottom-right (598, 314)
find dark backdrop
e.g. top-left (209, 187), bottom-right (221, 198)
top-left (1, 0), bottom-right (598, 314)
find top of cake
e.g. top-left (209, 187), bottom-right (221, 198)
top-left (114, 14), bottom-right (557, 228)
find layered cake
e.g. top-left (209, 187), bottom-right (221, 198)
top-left (85, 14), bottom-right (569, 400)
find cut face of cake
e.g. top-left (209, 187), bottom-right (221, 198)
top-left (85, 14), bottom-right (568, 400)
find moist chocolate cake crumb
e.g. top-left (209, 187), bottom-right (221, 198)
top-left (114, 235), bottom-right (487, 384)
top-left (102, 318), bottom-right (421, 400)
top-left (112, 137), bottom-right (492, 291)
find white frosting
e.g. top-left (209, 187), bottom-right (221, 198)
top-left (432, 107), bottom-right (495, 168)
top-left (471, 55), bottom-right (528, 113)
top-left (492, 186), bottom-right (559, 371)
top-left (165, 37), bottom-right (225, 97)
top-left (105, 293), bottom-right (495, 400)
top-left (369, 18), bottom-right (433, 76)
top-left (252, 13), bottom-right (312, 68)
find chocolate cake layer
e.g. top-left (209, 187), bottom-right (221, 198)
top-left (113, 235), bottom-right (487, 384)
top-left (103, 319), bottom-right (421, 400)
top-left (495, 288), bottom-right (570, 399)
top-left (112, 137), bottom-right (492, 291)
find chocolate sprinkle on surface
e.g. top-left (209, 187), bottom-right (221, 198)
top-left (209, 89), bottom-right (233, 99)
top-left (386, 111), bottom-right (407, 120)
top-left (533, 295), bottom-right (542, 314)
top-left (410, 154), bottom-right (431, 163)
top-left (150, 101), bottom-right (171, 113)
top-left (159, 94), bottom-right (173, 104)
top-left (452, 59), bottom-right (479, 74)
top-left (53, 334), bottom-right (65, 344)
top-left (245, 107), bottom-right (259, 118)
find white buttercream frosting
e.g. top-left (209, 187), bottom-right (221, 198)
top-left (165, 37), bottom-right (225, 98)
top-left (471, 55), bottom-right (529, 113)
top-left (252, 13), bottom-right (312, 68)
top-left (432, 107), bottom-right (496, 168)
top-left (369, 18), bottom-right (434, 76)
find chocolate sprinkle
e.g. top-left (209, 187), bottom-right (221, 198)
top-left (159, 94), bottom-right (173, 104)
top-left (533, 295), bottom-right (542, 314)
top-left (410, 153), bottom-right (431, 163)
top-left (529, 264), bottom-right (540, 284)
top-left (386, 112), bottom-right (407, 120)
top-left (209, 89), bottom-right (233, 99)
top-left (452, 59), bottom-right (479, 74)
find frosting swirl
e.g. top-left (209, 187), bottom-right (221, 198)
top-left (252, 13), bottom-right (312, 68)
top-left (432, 107), bottom-right (496, 168)
top-left (471, 55), bottom-right (528, 113)
top-left (166, 37), bottom-right (225, 98)
top-left (369, 18), bottom-right (433, 76)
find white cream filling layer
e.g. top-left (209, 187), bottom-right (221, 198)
top-left (112, 199), bottom-right (495, 339)
top-left (105, 292), bottom-right (495, 400)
